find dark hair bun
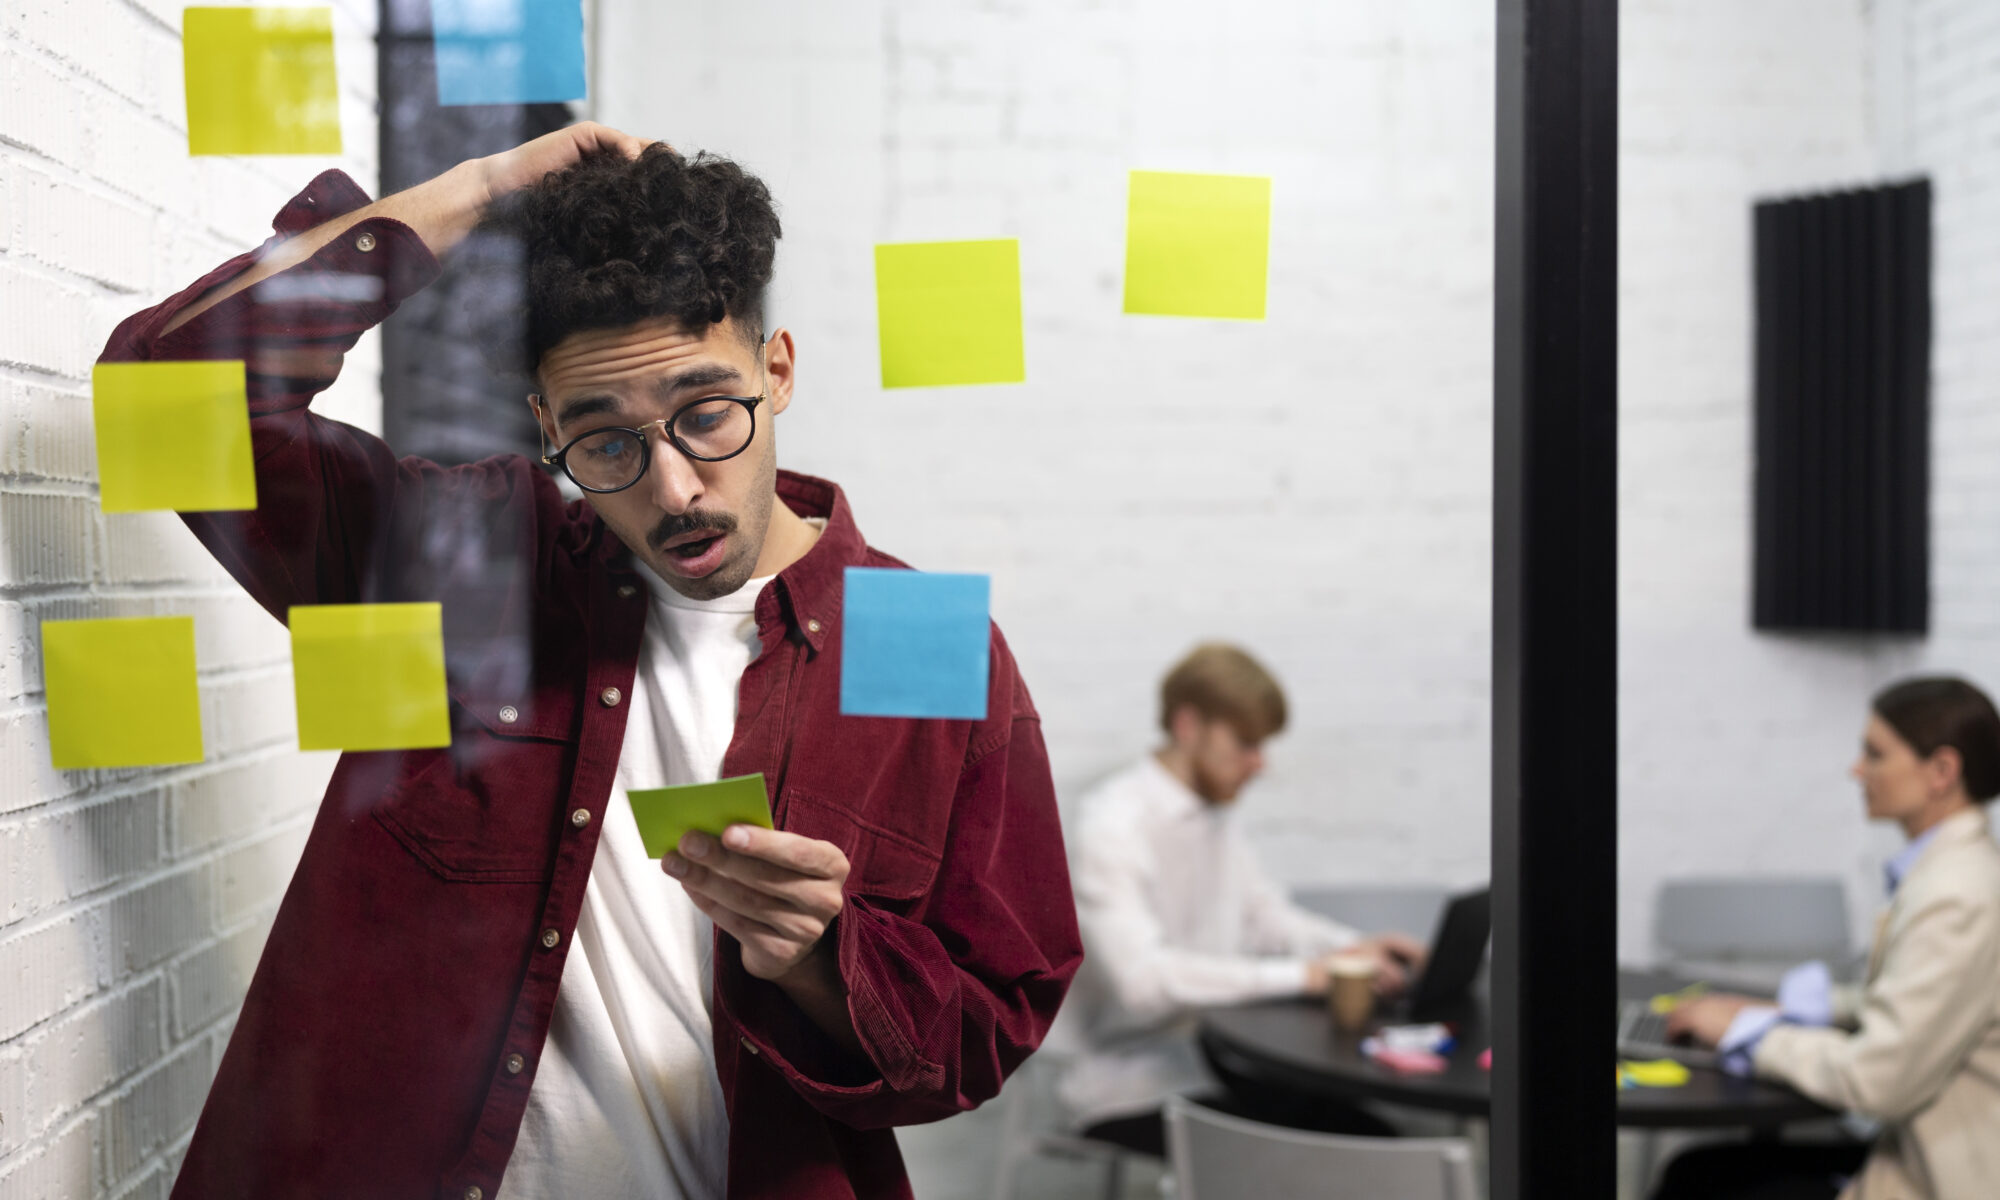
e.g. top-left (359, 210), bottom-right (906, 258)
top-left (1873, 677), bottom-right (2000, 802)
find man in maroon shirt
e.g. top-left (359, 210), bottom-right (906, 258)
top-left (102, 124), bottom-right (1081, 1199)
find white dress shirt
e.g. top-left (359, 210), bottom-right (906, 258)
top-left (1055, 755), bottom-right (1360, 1125)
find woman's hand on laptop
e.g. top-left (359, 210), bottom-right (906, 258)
top-left (1665, 993), bottom-right (1761, 1048)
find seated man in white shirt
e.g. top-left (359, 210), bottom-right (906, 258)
top-left (1056, 643), bottom-right (1427, 1157)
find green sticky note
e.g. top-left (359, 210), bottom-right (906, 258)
top-left (43, 616), bottom-right (205, 769)
top-left (874, 239), bottom-right (1026, 388)
top-left (1122, 169), bottom-right (1272, 320)
top-left (91, 362), bottom-right (257, 513)
top-left (627, 774), bottom-right (775, 859)
top-left (289, 603), bottom-right (450, 752)
top-left (184, 6), bottom-right (343, 156)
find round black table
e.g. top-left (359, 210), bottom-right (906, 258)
top-left (1197, 971), bottom-right (1833, 1130)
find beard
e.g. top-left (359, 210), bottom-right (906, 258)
top-left (1189, 756), bottom-right (1242, 805)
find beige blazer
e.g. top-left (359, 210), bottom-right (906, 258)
top-left (1755, 807), bottom-right (2000, 1200)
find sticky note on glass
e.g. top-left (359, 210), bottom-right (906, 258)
top-left (840, 569), bottom-right (989, 720)
top-left (874, 239), bottom-right (1025, 388)
top-left (183, 7), bottom-right (343, 156)
top-left (91, 362), bottom-right (256, 513)
top-left (43, 616), bottom-right (205, 769)
top-left (433, 0), bottom-right (587, 106)
top-left (1122, 170), bottom-right (1272, 320)
top-left (1618, 1060), bottom-right (1691, 1089)
top-left (627, 774), bottom-right (775, 859)
top-left (289, 603), bottom-right (451, 752)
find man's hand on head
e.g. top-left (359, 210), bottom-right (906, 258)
top-left (476, 122), bottom-right (652, 207)
top-left (663, 824), bottom-right (850, 982)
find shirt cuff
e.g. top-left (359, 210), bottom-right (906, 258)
top-left (1776, 960), bottom-right (1835, 1027)
top-left (1717, 1004), bottom-right (1782, 1077)
top-left (1258, 957), bottom-right (1315, 996)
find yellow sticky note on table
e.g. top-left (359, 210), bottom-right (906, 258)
top-left (43, 616), bottom-right (205, 769)
top-left (289, 603), bottom-right (450, 752)
top-left (874, 239), bottom-right (1026, 388)
top-left (1619, 1059), bottom-right (1691, 1088)
top-left (184, 6), bottom-right (343, 156)
top-left (91, 362), bottom-right (256, 513)
top-left (1123, 170), bottom-right (1272, 320)
top-left (627, 775), bottom-right (775, 859)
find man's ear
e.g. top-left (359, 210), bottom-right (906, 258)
top-left (764, 328), bottom-right (797, 416)
top-left (528, 394), bottom-right (557, 460)
top-left (1166, 704), bottom-right (1203, 748)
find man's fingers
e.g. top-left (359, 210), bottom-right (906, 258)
top-left (671, 861), bottom-right (829, 943)
top-left (709, 825), bottom-right (850, 882)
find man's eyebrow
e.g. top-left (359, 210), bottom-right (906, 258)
top-left (556, 394), bottom-right (621, 423)
top-left (653, 363), bottom-right (747, 397)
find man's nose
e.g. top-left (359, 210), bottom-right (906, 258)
top-left (646, 431), bottom-right (704, 514)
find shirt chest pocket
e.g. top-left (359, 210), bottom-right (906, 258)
top-left (780, 789), bottom-right (942, 903)
top-left (372, 688), bottom-right (577, 883)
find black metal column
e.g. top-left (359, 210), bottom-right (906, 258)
top-left (1491, 0), bottom-right (1618, 1196)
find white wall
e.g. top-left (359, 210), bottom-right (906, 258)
top-left (595, 0), bottom-right (1501, 892)
top-left (0, 2), bottom-right (380, 1193)
top-left (598, 0), bottom-right (2000, 967)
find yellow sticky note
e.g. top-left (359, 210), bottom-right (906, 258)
top-left (289, 603), bottom-right (451, 752)
top-left (627, 775), bottom-right (775, 860)
top-left (874, 239), bottom-right (1026, 388)
top-left (1618, 1059), bottom-right (1692, 1089)
top-left (43, 616), bottom-right (205, 769)
top-left (1123, 170), bottom-right (1272, 320)
top-left (91, 362), bottom-right (257, 513)
top-left (184, 6), bottom-right (343, 156)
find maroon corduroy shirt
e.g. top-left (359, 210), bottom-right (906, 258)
top-left (99, 170), bottom-right (1082, 1200)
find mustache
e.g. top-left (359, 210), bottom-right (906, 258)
top-left (648, 509), bottom-right (737, 550)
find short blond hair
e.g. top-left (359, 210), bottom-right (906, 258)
top-left (1159, 643), bottom-right (1288, 744)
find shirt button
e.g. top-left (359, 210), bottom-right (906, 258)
top-left (355, 231), bottom-right (377, 253)
top-left (740, 1037), bottom-right (760, 1056)
top-left (807, 619), bottom-right (822, 634)
top-left (505, 1053), bottom-right (525, 1075)
top-left (617, 584), bottom-right (638, 599)
top-left (570, 807), bottom-right (591, 828)
top-left (540, 928), bottom-right (560, 949)
top-left (497, 705), bottom-right (519, 724)
top-left (462, 1188), bottom-right (482, 1200)
top-left (600, 686), bottom-right (622, 707)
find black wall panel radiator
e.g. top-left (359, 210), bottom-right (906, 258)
top-left (1752, 179), bottom-right (1931, 634)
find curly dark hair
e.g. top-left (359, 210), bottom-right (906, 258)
top-left (480, 143), bottom-right (782, 370)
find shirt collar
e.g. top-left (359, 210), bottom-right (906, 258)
top-left (1885, 823), bottom-right (1946, 897)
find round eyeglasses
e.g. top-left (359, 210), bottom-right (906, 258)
top-left (540, 393), bottom-right (766, 494)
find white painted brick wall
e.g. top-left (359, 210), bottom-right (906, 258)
top-left (0, 0), bottom-right (378, 1192)
top-left (598, 0), bottom-right (2000, 968)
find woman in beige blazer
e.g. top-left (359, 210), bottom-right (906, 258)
top-left (1654, 676), bottom-right (2000, 1200)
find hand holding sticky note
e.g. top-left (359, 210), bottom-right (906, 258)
top-left (874, 239), bottom-right (1025, 388)
top-left (1123, 169), bottom-right (1272, 320)
top-left (627, 774), bottom-right (775, 860)
top-left (183, 7), bottom-right (343, 156)
top-left (289, 603), bottom-right (451, 752)
top-left (840, 568), bottom-right (990, 720)
top-left (43, 616), bottom-right (206, 769)
top-left (92, 362), bottom-right (257, 513)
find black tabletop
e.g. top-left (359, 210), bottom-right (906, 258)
top-left (1197, 970), bottom-right (1834, 1130)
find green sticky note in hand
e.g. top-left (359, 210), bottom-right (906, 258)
top-left (1122, 169), bottom-right (1272, 320)
top-left (43, 616), bottom-right (205, 769)
top-left (184, 6), bottom-right (344, 156)
top-left (289, 603), bottom-right (451, 752)
top-left (874, 239), bottom-right (1026, 388)
top-left (627, 774), bottom-right (775, 860)
top-left (91, 362), bottom-right (257, 513)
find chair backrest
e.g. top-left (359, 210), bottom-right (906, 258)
top-left (1165, 1096), bottom-right (1477, 1200)
top-left (1654, 877), bottom-right (1853, 966)
top-left (1292, 884), bottom-right (1454, 940)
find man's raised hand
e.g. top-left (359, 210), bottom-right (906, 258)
top-left (476, 122), bottom-right (651, 206)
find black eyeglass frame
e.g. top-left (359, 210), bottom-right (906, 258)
top-left (538, 392), bottom-right (767, 494)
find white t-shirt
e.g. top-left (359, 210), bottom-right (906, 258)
top-left (1054, 755), bottom-right (1361, 1125)
top-left (507, 561), bottom-right (771, 1199)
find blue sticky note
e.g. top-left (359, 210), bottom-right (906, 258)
top-left (840, 569), bottom-right (990, 720)
top-left (433, 0), bottom-right (586, 107)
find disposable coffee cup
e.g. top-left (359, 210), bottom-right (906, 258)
top-left (1327, 954), bottom-right (1378, 1032)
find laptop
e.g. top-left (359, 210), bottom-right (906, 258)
top-left (1616, 999), bottom-right (1719, 1068)
top-left (1396, 886), bottom-right (1491, 1021)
